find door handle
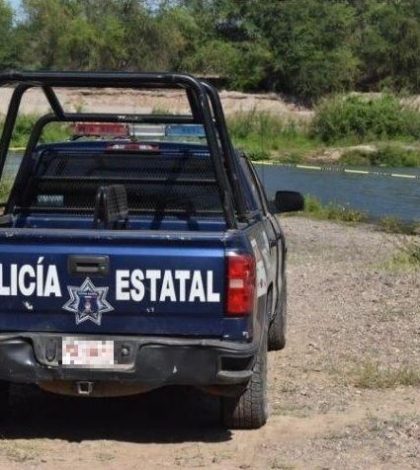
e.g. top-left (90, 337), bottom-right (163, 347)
top-left (68, 255), bottom-right (109, 276)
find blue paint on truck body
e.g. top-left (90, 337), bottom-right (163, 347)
top-left (0, 138), bottom-right (281, 349)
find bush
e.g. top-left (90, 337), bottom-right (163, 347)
top-left (378, 217), bottom-right (416, 235)
top-left (339, 149), bottom-right (372, 166)
top-left (370, 146), bottom-right (420, 167)
top-left (339, 145), bottom-right (420, 167)
top-left (303, 195), bottom-right (367, 223)
top-left (0, 115), bottom-right (71, 148)
top-left (312, 94), bottom-right (420, 143)
top-left (227, 110), bottom-right (315, 160)
top-left (340, 145), bottom-right (420, 167)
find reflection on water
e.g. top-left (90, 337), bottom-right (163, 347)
top-left (2, 154), bottom-right (419, 222)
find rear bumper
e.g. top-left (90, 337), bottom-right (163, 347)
top-left (0, 333), bottom-right (258, 390)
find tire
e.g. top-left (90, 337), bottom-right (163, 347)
top-left (268, 279), bottom-right (287, 351)
top-left (0, 381), bottom-right (10, 418)
top-left (221, 332), bottom-right (268, 429)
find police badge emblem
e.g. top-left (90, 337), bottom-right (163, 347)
top-left (62, 278), bottom-right (114, 325)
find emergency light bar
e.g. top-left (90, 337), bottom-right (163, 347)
top-left (72, 123), bottom-right (129, 138)
top-left (72, 123), bottom-right (205, 141)
top-left (165, 124), bottom-right (205, 138)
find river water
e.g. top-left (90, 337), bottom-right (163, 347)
top-left (255, 164), bottom-right (420, 222)
top-left (2, 154), bottom-right (419, 222)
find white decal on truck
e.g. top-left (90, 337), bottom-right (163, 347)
top-left (115, 269), bottom-right (220, 303)
top-left (0, 258), bottom-right (61, 297)
top-left (0, 260), bottom-right (221, 327)
top-left (62, 277), bottom-right (114, 325)
top-left (250, 239), bottom-right (267, 297)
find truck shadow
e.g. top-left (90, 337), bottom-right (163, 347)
top-left (0, 384), bottom-right (232, 444)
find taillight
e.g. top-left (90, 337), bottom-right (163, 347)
top-left (226, 253), bottom-right (256, 316)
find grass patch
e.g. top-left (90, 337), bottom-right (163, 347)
top-left (348, 361), bottom-right (420, 389)
top-left (227, 109), bottom-right (321, 162)
top-left (302, 195), bottom-right (367, 223)
top-left (387, 242), bottom-right (420, 270)
top-left (378, 216), bottom-right (420, 235)
top-left (0, 179), bottom-right (13, 202)
top-left (312, 94), bottom-right (420, 144)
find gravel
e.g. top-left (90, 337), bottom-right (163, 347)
top-left (0, 216), bottom-right (418, 469)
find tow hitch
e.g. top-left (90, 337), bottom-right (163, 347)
top-left (76, 381), bottom-right (94, 396)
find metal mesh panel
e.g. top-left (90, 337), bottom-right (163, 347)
top-left (19, 151), bottom-right (224, 215)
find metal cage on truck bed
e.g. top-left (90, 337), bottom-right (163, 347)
top-left (0, 72), bottom-right (250, 228)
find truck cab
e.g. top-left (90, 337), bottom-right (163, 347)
top-left (0, 72), bottom-right (303, 429)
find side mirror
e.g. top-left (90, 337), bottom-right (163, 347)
top-left (273, 191), bottom-right (304, 213)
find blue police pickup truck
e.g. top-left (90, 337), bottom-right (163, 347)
top-left (0, 72), bottom-right (303, 429)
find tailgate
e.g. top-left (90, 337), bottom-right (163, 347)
top-left (0, 231), bottom-right (227, 336)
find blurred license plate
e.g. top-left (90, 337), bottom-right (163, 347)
top-left (62, 338), bottom-right (114, 368)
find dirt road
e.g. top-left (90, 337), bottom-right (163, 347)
top-left (0, 217), bottom-right (418, 469)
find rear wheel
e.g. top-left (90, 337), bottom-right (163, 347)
top-left (221, 332), bottom-right (268, 429)
top-left (0, 381), bottom-right (10, 417)
top-left (268, 280), bottom-right (287, 351)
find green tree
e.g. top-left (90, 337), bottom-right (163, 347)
top-left (180, 0), bottom-right (273, 88)
top-left (181, 0), bottom-right (359, 98)
top-left (356, 0), bottom-right (420, 92)
top-left (18, 0), bottom-right (194, 71)
top-left (243, 0), bottom-right (359, 99)
top-left (0, 0), bottom-right (17, 69)
top-left (9, 0), bottom-right (420, 98)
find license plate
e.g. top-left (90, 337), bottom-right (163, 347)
top-left (62, 338), bottom-right (115, 368)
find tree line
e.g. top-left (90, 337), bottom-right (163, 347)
top-left (1, 0), bottom-right (420, 101)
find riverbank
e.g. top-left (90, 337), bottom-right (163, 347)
top-left (229, 94), bottom-right (420, 167)
top-left (299, 195), bottom-right (420, 235)
top-left (0, 216), bottom-right (418, 469)
top-left (3, 90), bottom-right (420, 167)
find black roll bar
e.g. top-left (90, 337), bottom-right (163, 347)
top-left (0, 84), bottom-right (30, 177)
top-left (42, 86), bottom-right (65, 119)
top-left (201, 81), bottom-right (248, 222)
top-left (0, 72), bottom-right (239, 228)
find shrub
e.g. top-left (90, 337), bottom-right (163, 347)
top-left (228, 109), bottom-right (294, 141)
top-left (246, 149), bottom-right (270, 161)
top-left (312, 94), bottom-right (420, 143)
top-left (303, 195), bottom-right (367, 223)
top-left (339, 149), bottom-right (372, 166)
top-left (378, 216), bottom-right (419, 235)
top-left (0, 115), bottom-right (71, 148)
top-left (340, 145), bottom-right (420, 167)
top-left (370, 146), bottom-right (420, 167)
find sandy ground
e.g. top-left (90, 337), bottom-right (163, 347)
top-left (0, 217), bottom-right (418, 469)
top-left (0, 87), bottom-right (313, 120)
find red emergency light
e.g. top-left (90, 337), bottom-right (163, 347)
top-left (72, 123), bottom-right (130, 138)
